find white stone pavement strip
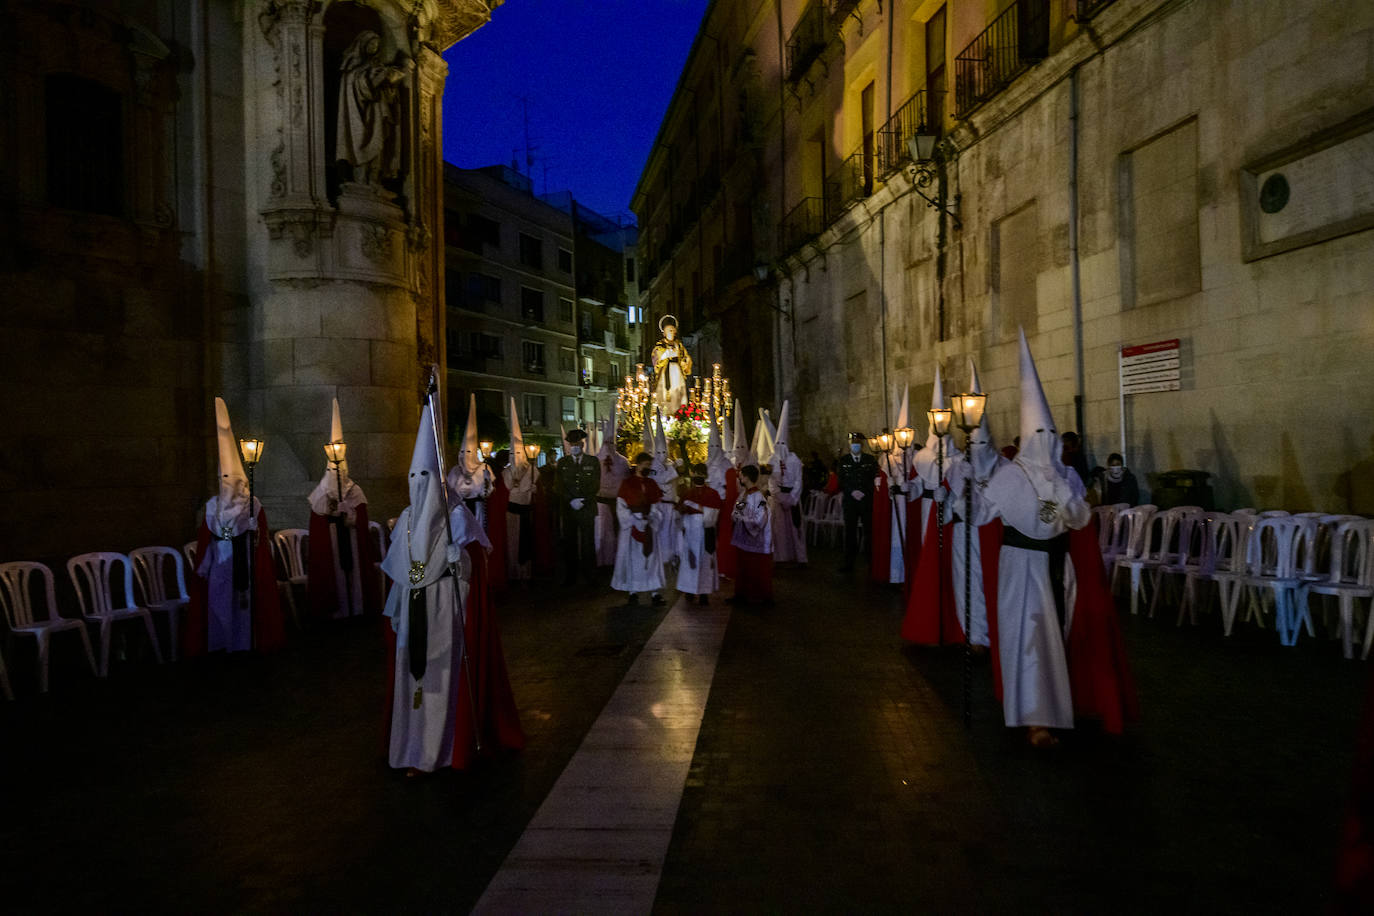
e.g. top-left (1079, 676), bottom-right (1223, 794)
top-left (474, 597), bottom-right (731, 914)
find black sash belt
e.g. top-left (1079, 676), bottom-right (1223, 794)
top-left (597, 496), bottom-right (617, 506)
top-left (231, 532), bottom-right (249, 591)
top-left (510, 502), bottom-right (534, 563)
top-left (408, 570), bottom-right (454, 683)
top-left (1003, 526), bottom-right (1070, 628)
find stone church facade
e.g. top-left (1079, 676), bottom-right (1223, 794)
top-left (0, 0), bottom-right (500, 563)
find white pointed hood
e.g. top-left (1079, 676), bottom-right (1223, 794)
top-left (1017, 328), bottom-right (1063, 470)
top-left (653, 406), bottom-right (678, 490)
top-left (773, 400), bottom-right (792, 463)
top-left (508, 397), bottom-right (529, 474)
top-left (753, 409), bottom-right (776, 467)
top-left (211, 397), bottom-right (253, 532)
top-left (721, 404), bottom-right (735, 457)
top-left (458, 393), bottom-right (482, 475)
top-left (731, 400), bottom-right (748, 467)
top-left (309, 397), bottom-right (366, 517)
top-left (896, 384), bottom-right (910, 430)
top-left (641, 406), bottom-right (654, 458)
top-left (597, 407), bottom-right (617, 462)
top-left (382, 404), bottom-right (451, 589)
top-left (966, 358), bottom-right (1000, 478)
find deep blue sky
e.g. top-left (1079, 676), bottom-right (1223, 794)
top-left (441, 0), bottom-right (709, 223)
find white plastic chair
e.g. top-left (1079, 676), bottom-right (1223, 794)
top-left (1298, 519), bottom-right (1374, 659)
top-left (0, 561), bottom-right (98, 692)
top-left (801, 491), bottom-right (826, 545)
top-left (1181, 512), bottom-right (1243, 627)
top-left (67, 552), bottom-right (165, 676)
top-left (1228, 516), bottom-right (1319, 645)
top-left (1110, 505), bottom-right (1158, 615)
top-left (1148, 506), bottom-right (1205, 618)
top-left (274, 529), bottom-right (309, 584)
top-left (1093, 503), bottom-right (1127, 556)
top-left (130, 546), bottom-right (190, 662)
top-left (816, 493), bottom-right (845, 547)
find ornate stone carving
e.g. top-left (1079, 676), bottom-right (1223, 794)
top-left (359, 224), bottom-right (389, 263)
top-left (260, 0), bottom-right (321, 40)
top-left (269, 140), bottom-right (287, 198)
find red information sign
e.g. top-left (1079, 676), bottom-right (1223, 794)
top-left (1120, 339), bottom-right (1181, 394)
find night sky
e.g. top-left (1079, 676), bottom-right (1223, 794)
top-left (441, 0), bottom-right (710, 223)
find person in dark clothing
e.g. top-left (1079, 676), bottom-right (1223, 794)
top-left (836, 431), bottom-right (879, 573)
top-left (1061, 431), bottom-right (1091, 488)
top-left (1092, 452), bottom-right (1140, 507)
top-left (555, 429), bottom-right (600, 585)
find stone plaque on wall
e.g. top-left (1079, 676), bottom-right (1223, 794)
top-left (1240, 109), bottom-right (1374, 262)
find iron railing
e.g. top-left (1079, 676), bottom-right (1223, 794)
top-left (780, 197), bottom-right (825, 254)
top-left (824, 145), bottom-right (869, 222)
top-left (1075, 0), bottom-right (1116, 19)
top-left (785, 2), bottom-right (831, 82)
top-left (954, 0), bottom-right (1050, 118)
top-left (876, 90), bottom-right (936, 177)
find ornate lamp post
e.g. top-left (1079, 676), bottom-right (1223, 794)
top-left (950, 390), bottom-right (988, 729)
top-left (926, 404), bottom-right (952, 640)
top-left (238, 436), bottom-right (264, 647)
top-left (323, 438), bottom-right (352, 616)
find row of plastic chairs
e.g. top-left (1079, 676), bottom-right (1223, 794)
top-left (1093, 503), bottom-right (1374, 658)
top-left (0, 548), bottom-right (186, 695)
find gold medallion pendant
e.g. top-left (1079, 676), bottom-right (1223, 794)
top-left (1038, 499), bottom-right (1059, 524)
top-left (408, 561), bottom-right (425, 585)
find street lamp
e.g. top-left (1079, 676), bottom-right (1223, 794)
top-left (950, 390), bottom-right (988, 729)
top-left (524, 442), bottom-right (541, 466)
top-left (906, 134), bottom-right (962, 229)
top-left (238, 436), bottom-right (264, 648)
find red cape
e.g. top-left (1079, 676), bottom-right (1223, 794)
top-left (380, 544), bottom-right (526, 770)
top-left (905, 494), bottom-right (924, 589)
top-left (183, 506), bottom-right (286, 657)
top-left (307, 504), bottom-right (381, 619)
top-left (532, 475), bottom-right (557, 577)
top-left (717, 468), bottom-right (739, 579)
top-left (900, 507), bottom-right (961, 645)
top-left (869, 471), bottom-right (891, 583)
top-left (485, 477), bottom-right (510, 595)
top-left (1062, 521), bottom-right (1140, 734)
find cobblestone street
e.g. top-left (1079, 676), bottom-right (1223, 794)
top-left (1, 549), bottom-right (1365, 913)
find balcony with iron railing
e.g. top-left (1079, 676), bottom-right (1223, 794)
top-left (876, 90), bottom-right (937, 177)
top-left (780, 197), bottom-right (825, 255)
top-left (1075, 0), bottom-right (1116, 19)
top-left (824, 145), bottom-right (871, 223)
top-left (785, 2), bottom-right (832, 82)
top-left (954, 0), bottom-right (1050, 119)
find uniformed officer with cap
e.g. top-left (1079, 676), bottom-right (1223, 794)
top-left (837, 431), bottom-right (878, 573)
top-left (556, 428), bottom-right (601, 584)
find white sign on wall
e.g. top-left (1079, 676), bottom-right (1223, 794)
top-left (1120, 339), bottom-right (1181, 395)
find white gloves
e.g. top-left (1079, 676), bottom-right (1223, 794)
top-left (851, 490), bottom-right (864, 501)
top-left (570, 497), bottom-right (585, 511)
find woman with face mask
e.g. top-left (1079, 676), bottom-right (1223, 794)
top-left (1093, 453), bottom-right (1140, 507)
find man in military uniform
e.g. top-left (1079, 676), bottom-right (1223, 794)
top-left (837, 431), bottom-right (879, 573)
top-left (556, 428), bottom-right (601, 585)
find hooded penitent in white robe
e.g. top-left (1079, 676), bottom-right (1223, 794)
top-left (595, 412), bottom-right (631, 567)
top-left (308, 398), bottom-right (373, 619)
top-left (983, 331), bottom-right (1092, 730)
top-left (768, 401), bottom-right (808, 564)
top-left (447, 393), bottom-right (494, 526)
top-left (383, 404), bottom-right (491, 772)
top-left (914, 365), bottom-right (962, 545)
top-left (877, 385), bottom-right (913, 583)
top-left (197, 398), bottom-right (264, 653)
top-left (503, 398), bottom-right (536, 581)
top-left (945, 361), bottom-right (1009, 648)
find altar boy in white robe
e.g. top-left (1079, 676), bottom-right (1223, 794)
top-left (768, 401), bottom-right (808, 565)
top-left (383, 403), bottom-right (491, 773)
top-left (983, 331), bottom-right (1092, 748)
top-left (675, 463), bottom-right (723, 604)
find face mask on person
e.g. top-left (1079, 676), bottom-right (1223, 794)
top-left (1107, 465), bottom-right (1124, 483)
top-left (850, 443), bottom-right (862, 456)
top-left (570, 445), bottom-right (583, 456)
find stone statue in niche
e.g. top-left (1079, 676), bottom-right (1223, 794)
top-left (336, 30), bottom-right (407, 190)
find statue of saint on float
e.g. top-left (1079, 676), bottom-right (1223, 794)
top-left (650, 314), bottom-right (693, 416)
